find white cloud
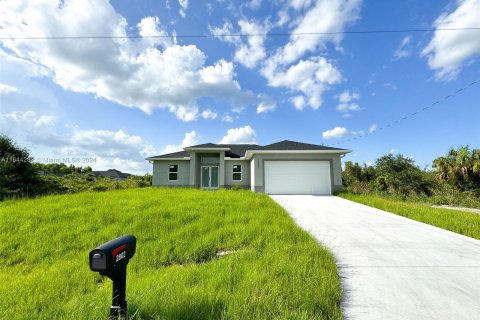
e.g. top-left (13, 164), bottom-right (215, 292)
top-left (211, 19), bottom-right (271, 69)
top-left (0, 83), bottom-right (18, 94)
top-left (234, 19), bottom-right (271, 68)
top-left (322, 126), bottom-right (348, 139)
top-left (288, 0), bottom-right (315, 10)
top-left (246, 0), bottom-right (262, 10)
top-left (256, 95), bottom-right (276, 113)
top-left (369, 123), bottom-right (377, 133)
top-left (137, 16), bottom-right (171, 48)
top-left (277, 0), bottom-right (362, 65)
top-left (0, 110), bottom-right (55, 128)
top-left (219, 125), bottom-right (256, 144)
top-left (262, 56), bottom-right (342, 109)
top-left (178, 0), bottom-right (189, 17)
top-left (221, 114), bottom-right (234, 122)
top-left (35, 127), bottom-right (156, 174)
top-left (336, 103), bottom-right (360, 112)
top-left (161, 131), bottom-right (198, 154)
top-left (292, 95), bottom-right (306, 110)
top-left (0, 0), bottom-right (269, 121)
top-left (383, 82), bottom-right (398, 90)
top-left (422, 0), bottom-right (480, 80)
top-left (276, 9), bottom-right (290, 27)
top-left (336, 90), bottom-right (361, 113)
top-left (209, 21), bottom-right (240, 45)
top-left (393, 36), bottom-right (412, 60)
top-left (259, 0), bottom-right (361, 111)
top-left (338, 90), bottom-right (360, 103)
top-left (201, 109), bottom-right (218, 120)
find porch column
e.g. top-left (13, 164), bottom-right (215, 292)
top-left (189, 152), bottom-right (197, 187)
top-left (219, 151), bottom-right (225, 188)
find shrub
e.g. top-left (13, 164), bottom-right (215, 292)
top-left (0, 135), bottom-right (43, 200)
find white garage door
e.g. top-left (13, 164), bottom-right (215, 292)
top-left (265, 161), bottom-right (331, 195)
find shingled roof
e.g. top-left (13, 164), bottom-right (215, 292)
top-left (262, 140), bottom-right (346, 151)
top-left (146, 140), bottom-right (348, 159)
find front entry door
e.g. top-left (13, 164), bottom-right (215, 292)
top-left (201, 166), bottom-right (219, 189)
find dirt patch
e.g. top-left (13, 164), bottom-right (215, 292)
top-left (432, 205), bottom-right (480, 215)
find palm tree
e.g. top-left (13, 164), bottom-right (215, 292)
top-left (433, 146), bottom-right (480, 190)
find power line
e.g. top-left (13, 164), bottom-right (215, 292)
top-left (330, 79), bottom-right (480, 146)
top-left (1, 27), bottom-right (480, 40)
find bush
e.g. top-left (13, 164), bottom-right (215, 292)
top-left (0, 135), bottom-right (43, 200)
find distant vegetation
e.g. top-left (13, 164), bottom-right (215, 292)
top-left (0, 134), bottom-right (151, 200)
top-left (342, 147), bottom-right (480, 208)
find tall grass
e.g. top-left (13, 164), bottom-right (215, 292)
top-left (339, 192), bottom-right (480, 240)
top-left (0, 188), bottom-right (342, 319)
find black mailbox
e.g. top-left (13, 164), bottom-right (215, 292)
top-left (89, 235), bottom-right (136, 319)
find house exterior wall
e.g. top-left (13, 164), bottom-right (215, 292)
top-left (152, 160), bottom-right (190, 186)
top-left (250, 153), bottom-right (343, 193)
top-left (225, 160), bottom-right (251, 188)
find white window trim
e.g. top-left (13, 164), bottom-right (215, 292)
top-left (232, 164), bottom-right (242, 181)
top-left (168, 164), bottom-right (178, 181)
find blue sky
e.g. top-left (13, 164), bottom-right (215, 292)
top-left (0, 0), bottom-right (479, 174)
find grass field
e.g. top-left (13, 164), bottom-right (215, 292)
top-left (0, 188), bottom-right (342, 320)
top-left (338, 192), bottom-right (480, 240)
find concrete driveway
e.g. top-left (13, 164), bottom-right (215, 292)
top-left (271, 195), bottom-right (480, 320)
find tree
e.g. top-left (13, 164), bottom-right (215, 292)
top-left (0, 135), bottom-right (42, 200)
top-left (432, 146), bottom-right (480, 190)
top-left (343, 161), bottom-right (376, 193)
top-left (374, 154), bottom-right (431, 197)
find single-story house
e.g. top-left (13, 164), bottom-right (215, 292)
top-left (145, 140), bottom-right (350, 195)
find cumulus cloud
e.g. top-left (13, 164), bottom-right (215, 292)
top-left (211, 19), bottom-right (271, 69)
top-left (219, 125), bottom-right (256, 144)
top-left (178, 0), bottom-right (189, 17)
top-left (0, 83), bottom-right (18, 94)
top-left (221, 114), bottom-right (234, 122)
top-left (393, 36), bottom-right (413, 60)
top-left (0, 0), bottom-right (270, 121)
top-left (0, 110), bottom-right (55, 128)
top-left (201, 109), bottom-right (218, 120)
top-left (256, 95), bottom-right (276, 113)
top-left (291, 96), bottom-right (306, 110)
top-left (422, 0), bottom-right (480, 80)
top-left (36, 127), bottom-right (156, 174)
top-left (259, 0), bottom-right (361, 110)
top-left (277, 0), bottom-right (362, 65)
top-left (336, 90), bottom-right (361, 113)
top-left (234, 20), bottom-right (271, 68)
top-left (369, 123), bottom-right (377, 133)
top-left (246, 0), bottom-right (262, 10)
top-left (161, 131), bottom-right (198, 154)
top-left (209, 21), bottom-right (240, 45)
top-left (322, 126), bottom-right (348, 139)
top-left (262, 56), bottom-right (342, 109)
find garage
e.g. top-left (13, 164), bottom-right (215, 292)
top-left (264, 161), bottom-right (331, 195)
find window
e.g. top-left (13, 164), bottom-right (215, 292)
top-left (169, 164), bottom-right (178, 181)
top-left (232, 164), bottom-right (242, 181)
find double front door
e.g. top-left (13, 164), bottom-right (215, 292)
top-left (201, 166), bottom-right (219, 189)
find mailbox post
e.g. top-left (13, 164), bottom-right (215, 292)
top-left (89, 235), bottom-right (137, 319)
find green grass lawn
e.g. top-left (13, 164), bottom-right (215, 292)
top-left (0, 188), bottom-right (342, 320)
top-left (338, 192), bottom-right (480, 240)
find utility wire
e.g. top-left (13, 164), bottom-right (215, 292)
top-left (330, 79), bottom-right (480, 146)
top-left (1, 27), bottom-right (480, 40)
